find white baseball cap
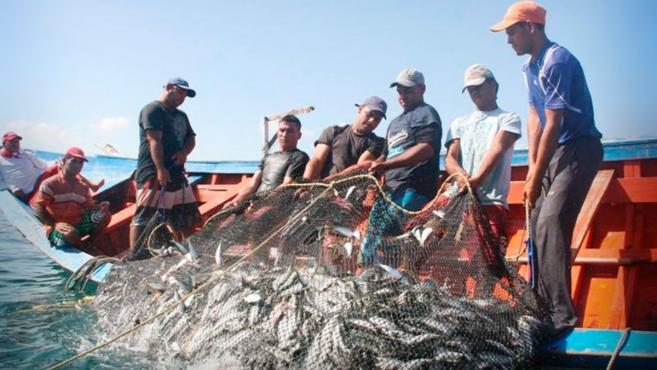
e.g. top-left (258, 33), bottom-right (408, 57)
top-left (462, 64), bottom-right (495, 93)
top-left (390, 68), bottom-right (425, 88)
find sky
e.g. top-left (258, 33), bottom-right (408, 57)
top-left (1, 0), bottom-right (656, 161)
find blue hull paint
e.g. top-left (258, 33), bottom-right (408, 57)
top-left (0, 190), bottom-right (111, 284)
top-left (540, 329), bottom-right (657, 368)
top-left (94, 137), bottom-right (657, 172)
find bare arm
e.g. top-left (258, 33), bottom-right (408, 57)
top-left (33, 203), bottom-right (56, 227)
top-left (526, 105), bottom-right (542, 170)
top-left (282, 176), bottom-right (295, 185)
top-left (445, 139), bottom-right (467, 176)
top-left (303, 144), bottom-right (330, 180)
top-left (524, 108), bottom-right (562, 207)
top-left (357, 150), bottom-right (378, 164)
top-left (470, 131), bottom-right (520, 187)
top-left (172, 135), bottom-right (196, 166)
top-left (78, 175), bottom-right (105, 193)
top-left (223, 170), bottom-right (263, 208)
top-left (145, 130), bottom-right (169, 187)
top-left (370, 143), bottom-right (434, 173)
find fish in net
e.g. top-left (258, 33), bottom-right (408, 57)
top-left (94, 171), bottom-right (549, 369)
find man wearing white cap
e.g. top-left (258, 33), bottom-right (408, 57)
top-left (361, 68), bottom-right (442, 264)
top-left (370, 68), bottom-right (442, 209)
top-left (445, 64), bottom-right (521, 243)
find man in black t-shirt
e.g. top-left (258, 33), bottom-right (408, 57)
top-left (223, 115), bottom-right (309, 208)
top-left (303, 96), bottom-right (386, 180)
top-left (128, 78), bottom-right (202, 257)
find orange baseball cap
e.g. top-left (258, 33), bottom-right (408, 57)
top-left (490, 1), bottom-right (546, 32)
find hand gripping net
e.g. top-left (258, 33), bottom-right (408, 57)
top-left (95, 171), bottom-right (548, 369)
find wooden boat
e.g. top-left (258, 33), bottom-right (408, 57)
top-left (2, 138), bottom-right (656, 367)
top-left (0, 165), bottom-right (255, 284)
top-left (505, 138), bottom-right (657, 367)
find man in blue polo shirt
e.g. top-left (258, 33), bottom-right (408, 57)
top-left (491, 1), bottom-right (603, 340)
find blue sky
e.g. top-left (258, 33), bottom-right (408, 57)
top-left (1, 0), bottom-right (656, 161)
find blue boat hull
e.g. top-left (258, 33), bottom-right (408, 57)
top-left (0, 190), bottom-right (112, 284)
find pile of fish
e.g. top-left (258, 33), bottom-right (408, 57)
top-left (95, 259), bottom-right (543, 369)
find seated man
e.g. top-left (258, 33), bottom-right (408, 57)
top-left (32, 147), bottom-right (111, 248)
top-left (224, 115), bottom-right (309, 208)
top-left (445, 64), bottom-right (521, 242)
top-left (0, 131), bottom-right (104, 203)
top-left (303, 96), bottom-right (386, 180)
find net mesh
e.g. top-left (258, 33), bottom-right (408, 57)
top-left (95, 171), bottom-right (548, 369)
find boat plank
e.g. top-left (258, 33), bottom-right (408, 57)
top-left (571, 169), bottom-right (615, 259)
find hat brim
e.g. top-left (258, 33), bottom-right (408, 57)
top-left (68, 155), bottom-right (88, 162)
top-left (355, 103), bottom-right (386, 119)
top-left (490, 18), bottom-right (519, 32)
top-left (389, 80), bottom-right (417, 88)
top-left (178, 86), bottom-right (196, 98)
top-left (462, 77), bottom-right (487, 93)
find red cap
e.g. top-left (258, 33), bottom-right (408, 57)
top-left (490, 1), bottom-right (546, 32)
top-left (2, 131), bottom-right (22, 143)
top-left (65, 147), bottom-right (88, 162)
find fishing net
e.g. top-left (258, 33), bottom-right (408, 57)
top-left (94, 171), bottom-right (548, 369)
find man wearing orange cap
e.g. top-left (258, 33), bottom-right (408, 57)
top-left (32, 147), bottom-right (110, 248)
top-left (491, 1), bottom-right (603, 339)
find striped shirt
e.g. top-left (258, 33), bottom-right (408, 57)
top-left (32, 174), bottom-right (93, 225)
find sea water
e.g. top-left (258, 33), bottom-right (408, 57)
top-left (0, 152), bottom-right (259, 369)
top-left (0, 154), bottom-right (153, 369)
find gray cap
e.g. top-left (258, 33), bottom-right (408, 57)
top-left (390, 68), bottom-right (425, 88)
top-left (462, 64), bottom-right (495, 93)
top-left (355, 96), bottom-right (387, 119)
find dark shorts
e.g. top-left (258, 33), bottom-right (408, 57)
top-left (131, 178), bottom-right (201, 231)
top-left (49, 208), bottom-right (105, 247)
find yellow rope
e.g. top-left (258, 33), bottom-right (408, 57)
top-left (282, 172), bottom-right (473, 216)
top-left (203, 207), bottom-right (238, 228)
top-left (48, 172), bottom-right (482, 369)
top-left (145, 222), bottom-right (168, 258)
top-left (47, 185), bottom-right (335, 370)
top-left (505, 199), bottom-right (531, 261)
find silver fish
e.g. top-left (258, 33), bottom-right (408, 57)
top-left (332, 226), bottom-right (361, 240)
top-left (343, 185), bottom-right (356, 201)
top-left (173, 290), bottom-right (186, 314)
top-left (214, 241), bottom-right (223, 266)
top-left (411, 225), bottom-right (433, 246)
top-left (145, 281), bottom-right (166, 294)
top-left (243, 292), bottom-right (262, 303)
top-left (378, 263), bottom-right (403, 280)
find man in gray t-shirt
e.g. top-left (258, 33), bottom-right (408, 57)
top-left (445, 64), bottom-right (521, 241)
top-left (303, 96), bottom-right (386, 180)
